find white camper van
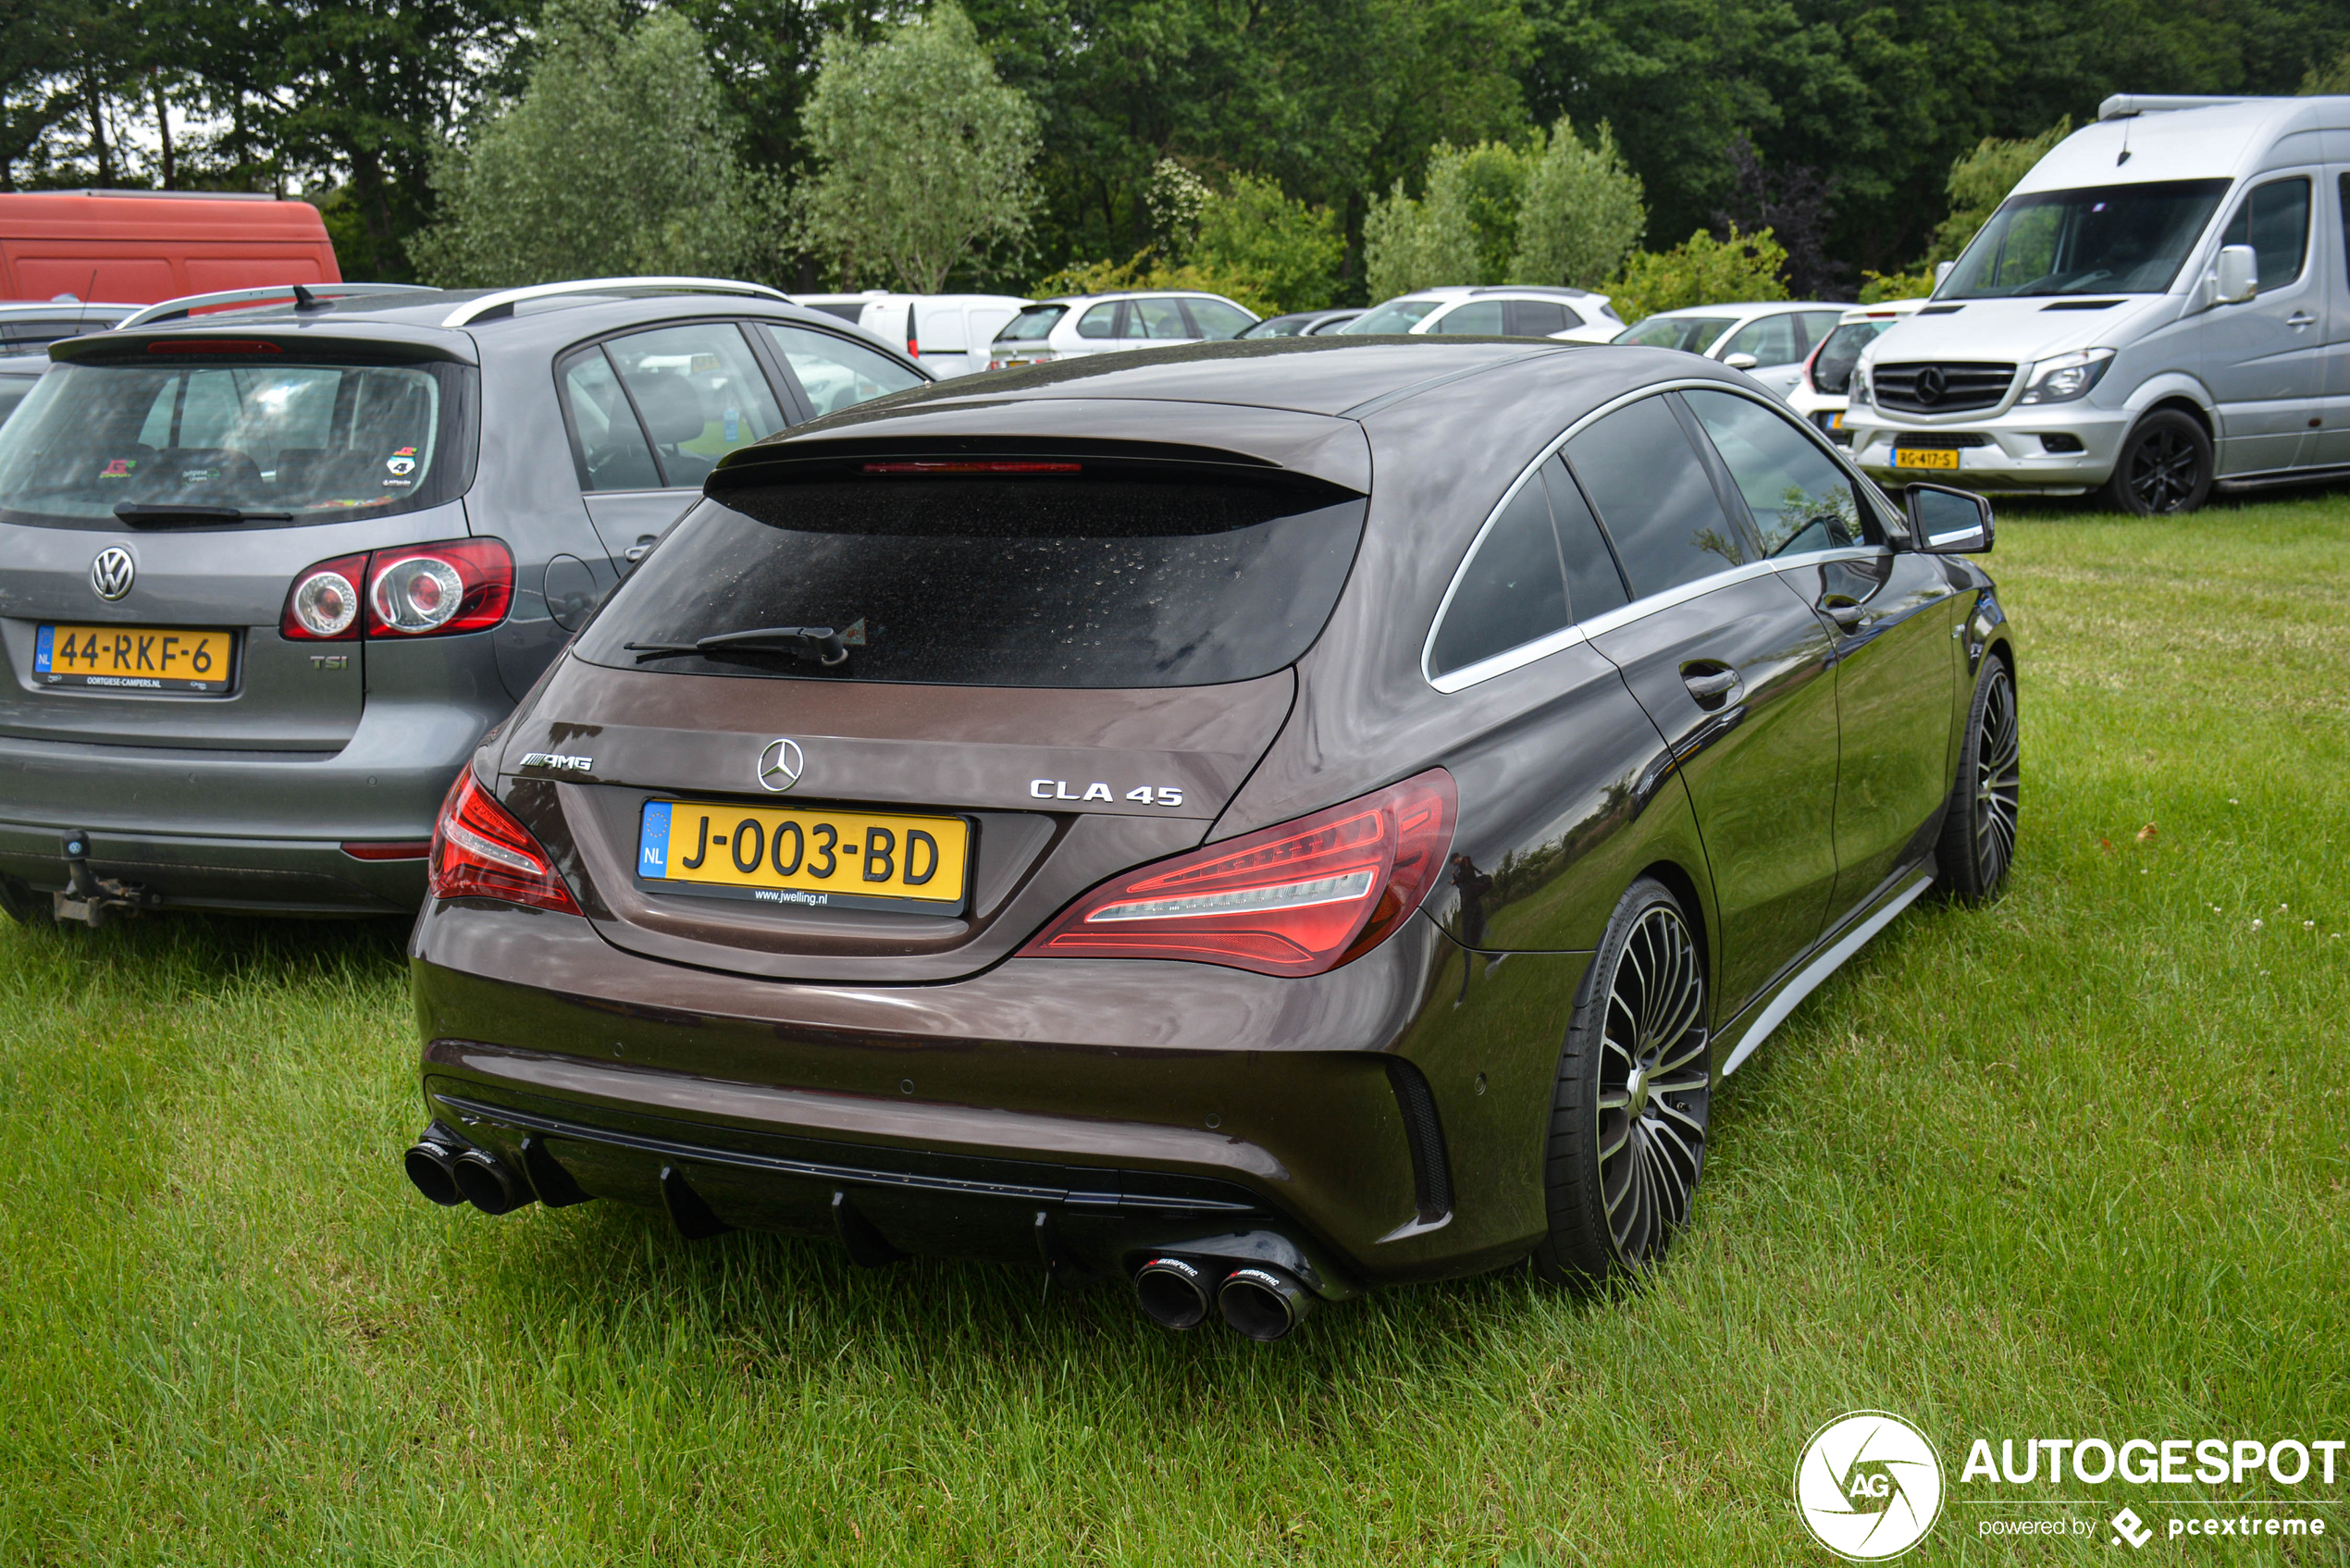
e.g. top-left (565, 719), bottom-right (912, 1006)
top-left (854, 293), bottom-right (1031, 378)
top-left (1848, 94), bottom-right (2350, 513)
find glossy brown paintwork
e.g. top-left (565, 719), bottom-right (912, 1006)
top-left (408, 339), bottom-right (2015, 1295)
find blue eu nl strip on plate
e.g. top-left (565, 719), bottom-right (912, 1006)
top-left (638, 800), bottom-right (671, 878)
top-left (33, 624), bottom-right (53, 674)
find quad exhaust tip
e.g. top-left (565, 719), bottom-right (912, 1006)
top-left (1133, 1256), bottom-right (1315, 1340)
top-left (402, 1140), bottom-right (464, 1207)
top-left (402, 1130), bottom-right (538, 1216)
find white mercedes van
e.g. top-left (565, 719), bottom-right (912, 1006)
top-left (1847, 94), bottom-right (2350, 513)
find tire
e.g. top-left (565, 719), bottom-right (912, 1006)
top-left (1533, 876), bottom-right (1711, 1290)
top-left (1935, 656), bottom-right (2020, 901)
top-left (2099, 410), bottom-right (2211, 515)
top-left (0, 875), bottom-right (43, 926)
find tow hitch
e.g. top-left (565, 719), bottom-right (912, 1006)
top-left (53, 831), bottom-right (155, 928)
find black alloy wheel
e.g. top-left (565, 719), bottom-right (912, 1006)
top-left (1936, 658), bottom-right (2020, 901)
top-left (2104, 409), bottom-right (2212, 515)
top-left (1536, 877), bottom-right (1711, 1288)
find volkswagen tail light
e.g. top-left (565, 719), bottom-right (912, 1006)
top-left (279, 539), bottom-right (513, 642)
top-left (368, 538), bottom-right (512, 636)
top-left (429, 771), bottom-right (581, 915)
top-left (281, 552), bottom-right (368, 639)
top-left (1020, 770), bottom-right (1456, 977)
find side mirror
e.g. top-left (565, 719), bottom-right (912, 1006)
top-left (1934, 261), bottom-right (1955, 289)
top-left (1904, 483), bottom-right (1994, 553)
top-left (2213, 243), bottom-right (2258, 304)
top-left (1723, 352), bottom-right (1759, 371)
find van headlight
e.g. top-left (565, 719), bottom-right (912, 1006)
top-left (1848, 367), bottom-right (1872, 408)
top-left (2018, 347), bottom-right (2115, 404)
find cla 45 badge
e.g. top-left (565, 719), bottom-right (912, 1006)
top-left (1029, 779), bottom-right (1184, 807)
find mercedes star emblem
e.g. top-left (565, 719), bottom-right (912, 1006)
top-left (90, 546), bottom-right (135, 601)
top-left (757, 737), bottom-right (805, 793)
top-left (1914, 365), bottom-right (1947, 406)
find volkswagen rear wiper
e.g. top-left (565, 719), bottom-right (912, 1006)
top-left (626, 625), bottom-right (849, 666)
top-left (112, 502), bottom-right (294, 526)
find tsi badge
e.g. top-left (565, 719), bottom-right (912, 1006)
top-left (1794, 1411), bottom-right (1945, 1561)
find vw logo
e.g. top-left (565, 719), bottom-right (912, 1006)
top-left (756, 737), bottom-right (804, 793)
top-left (90, 546), bottom-right (135, 601)
top-left (1912, 366), bottom-right (1947, 406)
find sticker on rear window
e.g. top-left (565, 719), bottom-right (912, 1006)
top-left (98, 458), bottom-right (135, 479)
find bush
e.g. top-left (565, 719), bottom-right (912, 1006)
top-left (1859, 268), bottom-right (1935, 303)
top-left (1606, 225), bottom-right (1788, 323)
top-left (1189, 173), bottom-right (1343, 313)
top-left (1509, 118), bottom-right (1644, 289)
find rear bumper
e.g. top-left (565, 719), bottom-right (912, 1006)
top-left (410, 901), bottom-right (1592, 1288)
top-left (0, 695), bottom-right (490, 912)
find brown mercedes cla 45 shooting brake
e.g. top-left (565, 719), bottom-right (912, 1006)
top-left (404, 338), bottom-right (2019, 1340)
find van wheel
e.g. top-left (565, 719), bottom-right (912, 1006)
top-left (2101, 410), bottom-right (2211, 515)
top-left (1533, 876), bottom-right (1710, 1290)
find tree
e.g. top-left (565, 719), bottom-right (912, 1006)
top-left (1713, 130), bottom-right (1840, 297)
top-left (796, 2), bottom-right (1039, 292)
top-left (1509, 117), bottom-right (1645, 288)
top-left (1363, 168), bottom-right (1478, 301)
top-left (414, 0), bottom-right (774, 288)
top-left (1923, 117), bottom-right (2071, 265)
top-left (1607, 224), bottom-right (1788, 322)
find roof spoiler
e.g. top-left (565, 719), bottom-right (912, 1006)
top-left (2097, 93), bottom-right (2257, 121)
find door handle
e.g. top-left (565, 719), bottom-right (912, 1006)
top-left (2288, 310), bottom-right (2317, 328)
top-left (1819, 599), bottom-right (1864, 631)
top-left (1680, 664), bottom-right (1741, 708)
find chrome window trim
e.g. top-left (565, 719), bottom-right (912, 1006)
top-left (1423, 378), bottom-right (1890, 694)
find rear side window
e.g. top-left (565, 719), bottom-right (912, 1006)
top-left (1430, 479), bottom-right (1570, 675)
top-left (1565, 394), bottom-right (1745, 597)
top-left (1429, 301), bottom-right (1505, 335)
top-left (2221, 177), bottom-right (2310, 290)
top-left (575, 472), bottom-right (1366, 689)
top-left (1429, 454), bottom-right (1630, 678)
top-left (561, 323), bottom-right (786, 492)
top-left (1185, 298), bottom-right (1255, 339)
top-left (1507, 301), bottom-right (1575, 336)
top-left (761, 323), bottom-right (921, 419)
top-left (1682, 389), bottom-right (1864, 556)
top-left (1076, 303), bottom-right (1119, 339)
top-left (1121, 298), bottom-right (1191, 340)
top-left (0, 355), bottom-right (468, 529)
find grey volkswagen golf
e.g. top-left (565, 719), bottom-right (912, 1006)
top-left (0, 278), bottom-right (928, 923)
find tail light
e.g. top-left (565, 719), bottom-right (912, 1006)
top-left (282, 551), bottom-right (368, 639)
top-left (1020, 769), bottom-right (1455, 977)
top-left (279, 539), bottom-right (513, 642)
top-left (429, 770), bottom-right (581, 914)
top-left (368, 538), bottom-right (512, 635)
top-left (1799, 339), bottom-right (1826, 393)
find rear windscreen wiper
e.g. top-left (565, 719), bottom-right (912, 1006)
top-left (113, 502), bottom-right (294, 526)
top-left (626, 625), bottom-right (850, 666)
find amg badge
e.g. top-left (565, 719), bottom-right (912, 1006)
top-left (520, 752), bottom-right (592, 772)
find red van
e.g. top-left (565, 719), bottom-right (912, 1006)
top-left (0, 191), bottom-right (340, 305)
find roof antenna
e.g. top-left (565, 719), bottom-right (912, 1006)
top-left (2117, 117), bottom-right (2133, 167)
top-left (291, 283), bottom-right (326, 311)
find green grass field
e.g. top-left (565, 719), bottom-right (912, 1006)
top-left (3, 496), bottom-right (2346, 1565)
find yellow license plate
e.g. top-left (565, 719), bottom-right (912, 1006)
top-left (35, 623), bottom-right (235, 693)
top-left (1892, 448), bottom-right (1960, 470)
top-left (637, 799), bottom-right (971, 915)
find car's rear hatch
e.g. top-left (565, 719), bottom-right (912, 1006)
top-left (501, 405), bottom-right (1372, 983)
top-left (0, 326), bottom-right (477, 751)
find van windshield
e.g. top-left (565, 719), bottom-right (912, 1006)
top-left (1939, 179), bottom-right (2231, 298)
top-left (0, 355), bottom-right (469, 529)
